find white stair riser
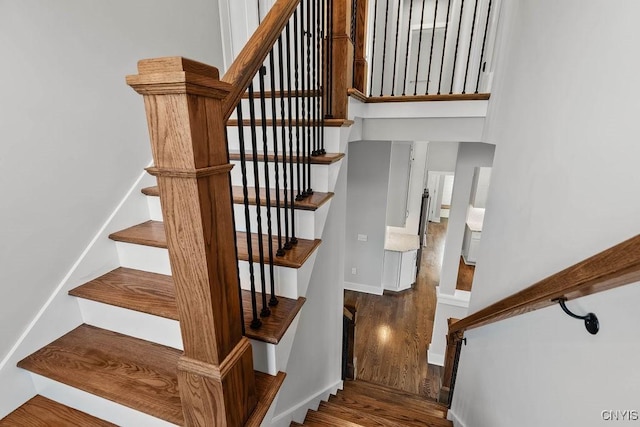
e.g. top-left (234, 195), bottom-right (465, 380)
top-left (31, 374), bottom-right (177, 426)
top-left (76, 299), bottom-right (289, 377)
top-left (115, 242), bottom-right (310, 299)
top-left (226, 126), bottom-right (342, 153)
top-left (230, 160), bottom-right (340, 193)
top-left (233, 204), bottom-right (316, 240)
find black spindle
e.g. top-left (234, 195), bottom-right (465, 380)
top-left (449, 0), bottom-right (465, 94)
top-left (258, 68), bottom-right (277, 314)
top-left (437, 0), bottom-right (452, 95)
top-left (247, 84), bottom-right (270, 318)
top-left (236, 103), bottom-right (261, 329)
top-left (305, 0), bottom-right (313, 195)
top-left (369, 0), bottom-right (378, 97)
top-left (462, 0), bottom-right (479, 94)
top-left (380, 0), bottom-right (391, 96)
top-left (294, 9), bottom-right (305, 201)
top-left (390, 0), bottom-right (401, 96)
top-left (277, 36), bottom-right (292, 250)
top-left (401, 0), bottom-right (414, 96)
top-left (426, 0), bottom-right (439, 94)
top-left (269, 49), bottom-right (285, 258)
top-left (413, 0), bottom-right (427, 95)
top-left (474, 0), bottom-right (492, 93)
top-left (285, 22), bottom-right (298, 245)
top-left (326, 0), bottom-right (334, 117)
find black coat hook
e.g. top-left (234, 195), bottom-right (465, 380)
top-left (552, 297), bottom-right (599, 335)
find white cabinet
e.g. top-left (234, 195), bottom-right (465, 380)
top-left (383, 249), bottom-right (418, 292)
top-left (462, 225), bottom-right (481, 265)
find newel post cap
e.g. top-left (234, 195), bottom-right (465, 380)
top-left (126, 56), bottom-right (232, 99)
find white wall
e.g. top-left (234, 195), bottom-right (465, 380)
top-left (386, 141), bottom-right (413, 227)
top-left (427, 141), bottom-right (459, 172)
top-left (0, 0), bottom-right (223, 415)
top-left (451, 1), bottom-right (640, 426)
top-left (344, 141), bottom-right (392, 294)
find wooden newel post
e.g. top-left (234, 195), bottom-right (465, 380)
top-left (127, 57), bottom-right (257, 426)
top-left (353, 0), bottom-right (369, 93)
top-left (330, 0), bottom-right (355, 119)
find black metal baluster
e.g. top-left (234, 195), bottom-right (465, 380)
top-left (474, 0), bottom-right (492, 94)
top-left (269, 48), bottom-right (285, 259)
top-left (321, 0), bottom-right (327, 153)
top-left (426, 0), bottom-right (439, 94)
top-left (449, 0), bottom-right (465, 94)
top-left (390, 0), bottom-right (401, 96)
top-left (326, 0), bottom-right (334, 117)
top-left (278, 35), bottom-right (292, 250)
top-left (294, 8), bottom-right (305, 201)
top-left (413, 0), bottom-right (427, 95)
top-left (305, 0), bottom-right (313, 196)
top-left (369, 0), bottom-right (378, 97)
top-left (462, 0), bottom-right (479, 94)
top-left (316, 0), bottom-right (325, 155)
top-left (312, 0), bottom-right (319, 157)
top-left (247, 84), bottom-right (270, 318)
top-left (236, 103), bottom-right (261, 329)
top-left (296, 0), bottom-right (309, 201)
top-left (401, 0), bottom-right (414, 96)
top-left (437, 0), bottom-right (452, 95)
top-left (380, 0), bottom-right (391, 96)
top-left (258, 67), bottom-right (278, 311)
top-left (351, 0), bottom-right (358, 86)
top-left (286, 22), bottom-right (298, 245)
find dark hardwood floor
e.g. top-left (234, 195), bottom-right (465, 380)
top-left (456, 257), bottom-right (475, 292)
top-left (344, 219), bottom-right (449, 399)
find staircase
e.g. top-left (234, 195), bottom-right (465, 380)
top-left (293, 380), bottom-right (453, 427)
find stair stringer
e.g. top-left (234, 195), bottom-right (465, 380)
top-left (0, 168), bottom-right (156, 420)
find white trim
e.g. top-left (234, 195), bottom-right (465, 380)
top-left (427, 350), bottom-right (445, 366)
top-left (0, 163), bottom-right (152, 372)
top-left (344, 281), bottom-right (384, 295)
top-left (436, 286), bottom-right (471, 308)
top-left (448, 408), bottom-right (467, 427)
top-left (270, 379), bottom-right (343, 427)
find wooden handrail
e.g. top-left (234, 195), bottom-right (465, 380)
top-left (440, 234), bottom-right (640, 406)
top-left (221, 0), bottom-right (300, 120)
top-left (449, 234), bottom-right (640, 337)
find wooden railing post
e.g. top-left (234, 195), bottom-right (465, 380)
top-left (127, 57), bottom-right (256, 427)
top-left (352, 0), bottom-right (369, 93)
top-left (330, 0), bottom-right (355, 119)
top-left (440, 318), bottom-right (462, 405)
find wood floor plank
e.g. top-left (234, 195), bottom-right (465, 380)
top-left (17, 325), bottom-right (184, 424)
top-left (17, 325), bottom-right (285, 426)
top-left (108, 221), bottom-right (321, 268)
top-left (456, 256), bottom-right (475, 291)
top-left (328, 394), bottom-right (452, 427)
top-left (344, 219), bottom-right (449, 399)
top-left (143, 185), bottom-right (334, 211)
top-left (342, 380), bottom-right (448, 418)
top-left (69, 267), bottom-right (305, 344)
top-left (0, 395), bottom-right (116, 427)
top-left (317, 401), bottom-right (405, 426)
top-left (228, 151), bottom-right (345, 165)
top-left (304, 410), bottom-right (364, 427)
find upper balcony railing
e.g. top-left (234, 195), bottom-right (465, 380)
top-left (352, 0), bottom-right (498, 101)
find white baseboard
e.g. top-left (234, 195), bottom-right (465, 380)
top-left (270, 380), bottom-right (343, 427)
top-left (344, 281), bottom-right (384, 295)
top-left (427, 350), bottom-right (445, 366)
top-left (448, 408), bottom-right (467, 427)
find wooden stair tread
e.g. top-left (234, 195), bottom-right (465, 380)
top-left (0, 395), bottom-right (116, 426)
top-left (343, 380), bottom-right (449, 416)
top-left (304, 410), bottom-right (364, 427)
top-left (17, 325), bottom-right (285, 426)
top-left (142, 185), bottom-right (334, 211)
top-left (227, 118), bottom-right (353, 127)
top-left (316, 401), bottom-right (405, 427)
top-left (328, 394), bottom-right (452, 427)
top-left (109, 220), bottom-right (321, 268)
top-left (228, 151), bottom-right (345, 165)
top-left (69, 267), bottom-right (305, 344)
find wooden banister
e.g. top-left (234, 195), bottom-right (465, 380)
top-left (221, 0), bottom-right (300, 120)
top-left (127, 56), bottom-right (256, 426)
top-left (352, 0), bottom-right (369, 93)
top-left (442, 234), bottom-right (640, 405)
top-left (449, 234), bottom-right (640, 337)
top-left (329, 0), bottom-right (354, 119)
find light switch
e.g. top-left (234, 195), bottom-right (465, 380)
top-left (357, 234), bottom-right (368, 242)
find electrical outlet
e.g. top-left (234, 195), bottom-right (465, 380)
top-left (357, 234), bottom-right (368, 242)
top-left (351, 267), bottom-right (357, 275)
